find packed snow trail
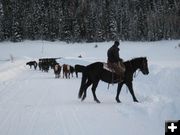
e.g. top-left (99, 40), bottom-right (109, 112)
top-left (0, 60), bottom-right (179, 135)
top-left (0, 40), bottom-right (180, 135)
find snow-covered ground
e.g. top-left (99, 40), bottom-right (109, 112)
top-left (0, 40), bottom-right (180, 135)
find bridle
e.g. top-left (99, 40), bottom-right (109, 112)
top-left (129, 58), bottom-right (147, 78)
top-left (141, 58), bottom-right (148, 74)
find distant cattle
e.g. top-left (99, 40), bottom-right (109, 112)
top-left (38, 60), bottom-right (49, 72)
top-left (53, 63), bottom-right (61, 78)
top-left (74, 64), bottom-right (85, 78)
top-left (38, 58), bottom-right (58, 72)
top-left (63, 64), bottom-right (70, 79)
top-left (63, 64), bottom-right (75, 79)
top-left (26, 61), bottom-right (37, 70)
top-left (70, 66), bottom-right (75, 78)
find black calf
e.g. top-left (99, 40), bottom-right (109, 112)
top-left (26, 61), bottom-right (37, 70)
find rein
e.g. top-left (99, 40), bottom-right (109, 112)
top-left (132, 57), bottom-right (147, 78)
top-left (133, 69), bottom-right (140, 78)
top-left (129, 60), bottom-right (140, 78)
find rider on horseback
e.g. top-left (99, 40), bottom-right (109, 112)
top-left (107, 41), bottom-right (125, 82)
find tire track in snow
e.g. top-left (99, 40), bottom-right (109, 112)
top-left (0, 81), bottom-right (16, 102)
top-left (55, 106), bottom-right (85, 135)
top-left (0, 65), bottom-right (49, 135)
top-left (57, 111), bottom-right (70, 135)
top-left (0, 64), bottom-right (35, 134)
top-left (0, 101), bottom-right (22, 135)
top-left (26, 85), bottom-right (52, 135)
top-left (71, 106), bottom-right (85, 135)
top-left (0, 69), bottom-right (35, 105)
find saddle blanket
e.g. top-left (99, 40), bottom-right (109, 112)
top-left (103, 63), bottom-right (115, 73)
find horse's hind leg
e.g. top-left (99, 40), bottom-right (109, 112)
top-left (91, 80), bottom-right (100, 103)
top-left (81, 80), bottom-right (92, 101)
top-left (116, 83), bottom-right (123, 103)
top-left (126, 82), bottom-right (138, 102)
top-left (63, 72), bottom-right (64, 78)
top-left (75, 71), bottom-right (78, 78)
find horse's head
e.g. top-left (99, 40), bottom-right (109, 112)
top-left (139, 57), bottom-right (149, 75)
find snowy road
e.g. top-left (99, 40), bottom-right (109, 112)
top-left (0, 60), bottom-right (179, 135)
top-left (0, 41), bottom-right (180, 135)
top-left (0, 62), bottom-right (129, 135)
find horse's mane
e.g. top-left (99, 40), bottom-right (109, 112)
top-left (125, 57), bottom-right (146, 63)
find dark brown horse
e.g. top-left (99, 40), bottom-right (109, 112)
top-left (78, 57), bottom-right (149, 103)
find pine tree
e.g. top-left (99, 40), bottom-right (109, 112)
top-left (108, 1), bottom-right (118, 40)
top-left (0, 0), bottom-right (179, 42)
top-left (121, 0), bottom-right (130, 40)
top-left (1, 0), bottom-right (12, 40)
top-left (73, 19), bottom-right (81, 42)
top-left (11, 0), bottom-right (23, 42)
top-left (21, 1), bottom-right (34, 40)
top-left (0, 1), bottom-right (4, 41)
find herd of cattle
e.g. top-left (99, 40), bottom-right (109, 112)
top-left (26, 58), bottom-right (85, 78)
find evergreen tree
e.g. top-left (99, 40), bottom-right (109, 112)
top-left (121, 0), bottom-right (130, 40)
top-left (108, 1), bottom-right (118, 40)
top-left (0, 1), bottom-right (4, 41)
top-left (11, 0), bottom-right (23, 42)
top-left (1, 0), bottom-right (12, 40)
top-left (21, 1), bottom-right (34, 40)
top-left (0, 0), bottom-right (179, 42)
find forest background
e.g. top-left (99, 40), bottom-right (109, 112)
top-left (0, 0), bottom-right (179, 42)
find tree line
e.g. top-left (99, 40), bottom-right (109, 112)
top-left (0, 0), bottom-right (179, 42)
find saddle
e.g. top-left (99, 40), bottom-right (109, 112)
top-left (103, 62), bottom-right (124, 84)
top-left (103, 61), bottom-right (125, 83)
top-left (103, 63), bottom-right (115, 73)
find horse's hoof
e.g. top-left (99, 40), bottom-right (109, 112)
top-left (95, 100), bottom-right (101, 103)
top-left (81, 97), bottom-right (85, 101)
top-left (116, 100), bottom-right (121, 103)
top-left (116, 98), bottom-right (121, 103)
top-left (134, 100), bottom-right (139, 102)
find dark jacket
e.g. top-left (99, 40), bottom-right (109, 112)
top-left (107, 44), bottom-right (121, 63)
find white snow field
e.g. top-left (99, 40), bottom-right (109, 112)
top-left (0, 40), bottom-right (180, 135)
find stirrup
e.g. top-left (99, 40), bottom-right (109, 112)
top-left (117, 77), bottom-right (124, 83)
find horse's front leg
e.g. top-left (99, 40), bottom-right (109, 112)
top-left (68, 72), bottom-right (70, 79)
top-left (75, 71), bottom-right (78, 78)
top-left (116, 83), bottom-right (123, 103)
top-left (126, 82), bottom-right (138, 102)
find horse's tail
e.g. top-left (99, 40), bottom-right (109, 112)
top-left (78, 69), bottom-right (88, 99)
